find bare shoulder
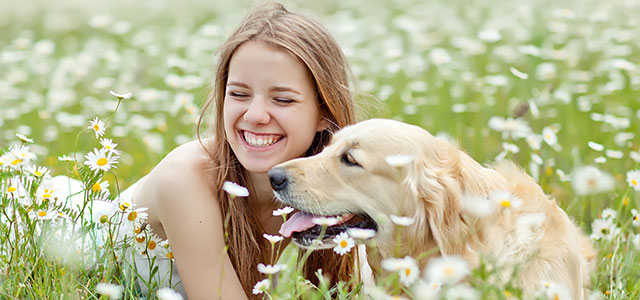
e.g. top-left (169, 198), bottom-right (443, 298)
top-left (132, 138), bottom-right (218, 237)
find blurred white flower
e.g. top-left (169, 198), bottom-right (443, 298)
top-left (109, 90), bottom-right (132, 99)
top-left (425, 255), bottom-right (469, 284)
top-left (627, 170), bottom-right (640, 191)
top-left (412, 280), bottom-right (441, 300)
top-left (631, 151), bottom-right (640, 163)
top-left (390, 214), bottom-right (415, 226)
top-left (84, 148), bottom-right (118, 172)
top-left (446, 284), bottom-right (480, 300)
top-left (430, 48), bottom-right (451, 65)
top-left (542, 127), bottom-right (558, 147)
top-left (605, 150), bottom-right (623, 159)
top-left (222, 181), bottom-right (249, 197)
top-left (587, 141), bottom-right (604, 151)
top-left (540, 281), bottom-right (571, 300)
top-left (263, 233), bottom-right (284, 244)
top-left (346, 228), bottom-right (376, 240)
top-left (257, 263), bottom-right (285, 275)
top-left (28, 165), bottom-right (49, 178)
top-left (594, 156), bottom-right (606, 164)
top-left (571, 166), bottom-right (614, 196)
top-left (88, 117), bottom-right (106, 138)
top-left (252, 278), bottom-right (270, 295)
top-left (509, 66), bottom-right (529, 79)
top-left (95, 283), bottom-right (123, 300)
top-left (385, 154), bottom-right (414, 167)
top-left (312, 216), bottom-right (341, 226)
top-left (478, 29), bottom-right (501, 43)
top-left (156, 287), bottom-right (183, 300)
top-left (381, 256), bottom-right (420, 286)
top-left (333, 232), bottom-right (355, 256)
top-left (16, 133), bottom-right (33, 143)
top-left (488, 116), bottom-right (532, 139)
top-left (461, 193), bottom-right (496, 218)
top-left (590, 218), bottom-right (619, 241)
top-left (58, 154), bottom-right (76, 162)
top-left (535, 62), bottom-right (557, 80)
top-left (272, 206), bottom-right (294, 216)
top-left (601, 208), bottom-right (617, 220)
top-left (490, 190), bottom-right (522, 210)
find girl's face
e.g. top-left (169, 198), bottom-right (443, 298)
top-left (223, 41), bottom-right (327, 173)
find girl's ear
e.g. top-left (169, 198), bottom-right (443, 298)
top-left (316, 117), bottom-right (330, 132)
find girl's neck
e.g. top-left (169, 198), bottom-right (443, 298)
top-left (248, 171), bottom-right (278, 210)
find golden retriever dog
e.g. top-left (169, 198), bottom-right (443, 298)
top-left (270, 118), bottom-right (594, 299)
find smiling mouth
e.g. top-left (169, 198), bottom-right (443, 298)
top-left (279, 210), bottom-right (378, 248)
top-left (240, 130), bottom-right (284, 148)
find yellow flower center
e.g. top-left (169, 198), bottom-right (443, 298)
top-left (120, 202), bottom-right (130, 210)
top-left (34, 171), bottom-right (42, 176)
top-left (444, 266), bottom-right (454, 276)
top-left (93, 124), bottom-right (100, 131)
top-left (166, 252), bottom-right (174, 259)
top-left (11, 159), bottom-right (22, 165)
top-left (38, 211), bottom-right (47, 217)
top-left (136, 236), bottom-right (146, 243)
top-left (7, 187), bottom-right (17, 192)
top-left (405, 268), bottom-right (411, 276)
top-left (128, 211), bottom-right (138, 221)
top-left (500, 200), bottom-right (511, 208)
top-left (340, 240), bottom-right (348, 248)
top-left (97, 158), bottom-right (108, 166)
top-left (504, 291), bottom-right (512, 297)
top-left (148, 240), bottom-right (156, 250)
top-left (134, 226), bottom-right (142, 234)
top-left (632, 179), bottom-right (638, 186)
top-left (43, 194), bottom-right (51, 199)
top-left (106, 146), bottom-right (111, 149)
top-left (92, 183), bottom-right (101, 192)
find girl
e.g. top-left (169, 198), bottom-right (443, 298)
top-left (130, 3), bottom-right (360, 299)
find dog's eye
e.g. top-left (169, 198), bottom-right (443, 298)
top-left (341, 152), bottom-right (361, 167)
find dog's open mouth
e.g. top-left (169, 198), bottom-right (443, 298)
top-left (279, 211), bottom-right (377, 248)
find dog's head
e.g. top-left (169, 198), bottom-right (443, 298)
top-left (270, 119), bottom-right (502, 256)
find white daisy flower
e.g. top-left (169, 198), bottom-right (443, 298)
top-left (346, 228), bottom-right (376, 240)
top-left (263, 233), bottom-right (284, 244)
top-left (95, 283), bottom-right (123, 300)
top-left (381, 256), bottom-right (420, 287)
top-left (412, 280), bottom-right (441, 300)
top-left (425, 255), bottom-right (470, 284)
top-left (630, 209), bottom-right (640, 227)
top-left (594, 156), bottom-right (606, 164)
top-left (90, 200), bottom-right (118, 226)
top-left (385, 154), bottom-right (414, 167)
top-left (390, 214), bottom-right (415, 226)
top-left (571, 166), bottom-right (615, 196)
top-left (16, 133), bottom-right (34, 143)
top-left (8, 144), bottom-right (37, 167)
top-left (36, 185), bottom-right (56, 202)
top-left (135, 231), bottom-right (162, 257)
top-left (590, 218), bottom-right (619, 241)
top-left (601, 208), bottom-right (617, 220)
top-left (156, 287), bottom-right (184, 300)
top-left (84, 148), bottom-right (118, 172)
top-left (28, 165), bottom-right (49, 178)
top-left (490, 190), bottom-right (522, 210)
top-left (312, 216), bottom-right (342, 226)
top-left (34, 209), bottom-right (57, 220)
top-left (541, 281), bottom-right (571, 300)
top-left (5, 184), bottom-right (19, 198)
top-left (487, 116), bottom-right (532, 139)
top-left (88, 117), bottom-right (106, 138)
top-left (109, 90), bottom-right (132, 99)
top-left (272, 206), bottom-right (294, 216)
top-left (100, 138), bottom-right (120, 155)
top-left (252, 278), bottom-right (270, 295)
top-left (525, 134), bottom-right (542, 150)
top-left (605, 150), bottom-right (623, 159)
top-left (542, 126), bottom-right (558, 147)
top-left (222, 181), bottom-right (249, 197)
top-left (332, 232), bottom-right (355, 256)
top-left (627, 170), bottom-right (640, 192)
top-left (91, 180), bottom-right (110, 196)
top-left (257, 263), bottom-right (285, 275)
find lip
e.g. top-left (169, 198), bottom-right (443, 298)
top-left (238, 130), bottom-right (285, 152)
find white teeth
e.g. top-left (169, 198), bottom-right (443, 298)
top-left (243, 131), bottom-right (281, 147)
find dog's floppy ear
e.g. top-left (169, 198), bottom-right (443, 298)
top-left (401, 138), bottom-right (471, 256)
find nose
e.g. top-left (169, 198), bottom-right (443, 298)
top-left (268, 167), bottom-right (288, 191)
top-left (243, 97), bottom-right (270, 125)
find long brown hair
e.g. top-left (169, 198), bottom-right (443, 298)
top-left (197, 2), bottom-right (357, 297)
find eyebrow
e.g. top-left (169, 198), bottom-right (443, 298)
top-left (226, 81), bottom-right (301, 95)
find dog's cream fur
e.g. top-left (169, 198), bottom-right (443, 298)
top-left (274, 119), bottom-right (594, 299)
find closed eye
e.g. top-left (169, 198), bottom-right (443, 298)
top-left (341, 152), bottom-right (361, 167)
top-left (228, 91), bottom-right (249, 98)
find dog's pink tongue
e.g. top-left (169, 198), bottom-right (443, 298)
top-left (279, 211), bottom-right (316, 237)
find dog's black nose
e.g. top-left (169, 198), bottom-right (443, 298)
top-left (268, 167), bottom-right (288, 191)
